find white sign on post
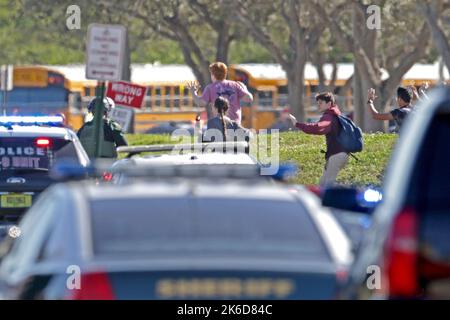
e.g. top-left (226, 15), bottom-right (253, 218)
top-left (0, 65), bottom-right (13, 91)
top-left (86, 24), bottom-right (126, 81)
top-left (110, 106), bottom-right (133, 132)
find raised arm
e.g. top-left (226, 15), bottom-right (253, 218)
top-left (237, 81), bottom-right (253, 103)
top-left (367, 88), bottom-right (393, 121)
top-left (288, 113), bottom-right (333, 135)
top-left (187, 81), bottom-right (207, 107)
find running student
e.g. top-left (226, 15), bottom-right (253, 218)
top-left (288, 92), bottom-right (348, 187)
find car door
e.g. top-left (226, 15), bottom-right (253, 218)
top-left (405, 110), bottom-right (450, 298)
top-left (0, 190), bottom-right (61, 298)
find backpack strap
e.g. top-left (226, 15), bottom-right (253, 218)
top-left (349, 153), bottom-right (359, 161)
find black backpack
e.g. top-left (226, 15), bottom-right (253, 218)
top-left (336, 115), bottom-right (363, 153)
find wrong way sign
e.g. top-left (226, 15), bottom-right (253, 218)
top-left (106, 81), bottom-right (147, 109)
top-left (86, 24), bottom-right (126, 81)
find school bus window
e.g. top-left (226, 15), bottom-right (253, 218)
top-left (161, 86), bottom-right (169, 110)
top-left (154, 87), bottom-right (161, 108)
top-left (278, 94), bottom-right (288, 107)
top-left (143, 86), bottom-right (152, 110)
top-left (258, 91), bottom-right (274, 109)
top-left (164, 86), bottom-right (171, 109)
top-left (309, 85), bottom-right (318, 94)
top-left (278, 85), bottom-right (288, 94)
top-left (182, 87), bottom-right (191, 109)
top-left (84, 87), bottom-right (90, 97)
top-left (164, 86), bottom-right (172, 97)
top-left (172, 86), bottom-right (181, 110)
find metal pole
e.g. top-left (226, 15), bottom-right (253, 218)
top-left (3, 88), bottom-right (6, 116)
top-left (1, 65), bottom-right (6, 115)
top-left (93, 81), bottom-right (106, 158)
top-left (3, 78), bottom-right (7, 116)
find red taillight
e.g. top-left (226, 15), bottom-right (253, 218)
top-left (384, 207), bottom-right (420, 297)
top-left (336, 268), bottom-right (348, 283)
top-left (420, 257), bottom-right (450, 280)
top-left (306, 185), bottom-right (321, 198)
top-left (69, 272), bottom-right (115, 300)
top-left (102, 171), bottom-right (113, 182)
top-left (35, 138), bottom-right (51, 147)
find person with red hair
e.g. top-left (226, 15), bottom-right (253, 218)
top-left (187, 62), bottom-right (253, 124)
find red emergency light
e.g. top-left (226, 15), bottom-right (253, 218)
top-left (35, 138), bottom-right (51, 147)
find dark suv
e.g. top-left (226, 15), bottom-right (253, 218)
top-left (0, 117), bottom-right (89, 231)
top-left (343, 86), bottom-right (450, 299)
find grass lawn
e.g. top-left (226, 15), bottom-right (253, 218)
top-left (124, 131), bottom-right (398, 187)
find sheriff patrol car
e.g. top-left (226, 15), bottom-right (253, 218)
top-left (0, 164), bottom-right (352, 300)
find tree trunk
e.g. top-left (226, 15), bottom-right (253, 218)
top-left (316, 62), bottom-right (326, 92)
top-left (216, 24), bottom-right (230, 65)
top-left (418, 2), bottom-right (450, 72)
top-left (177, 40), bottom-right (210, 88)
top-left (187, 62), bottom-right (209, 89)
top-left (353, 64), bottom-right (386, 133)
top-left (352, 2), bottom-right (384, 132)
top-left (352, 64), bottom-right (364, 129)
top-left (287, 70), bottom-right (306, 123)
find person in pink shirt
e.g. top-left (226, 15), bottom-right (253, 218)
top-left (187, 62), bottom-right (253, 124)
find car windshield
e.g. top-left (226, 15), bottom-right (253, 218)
top-left (90, 197), bottom-right (330, 261)
top-left (0, 137), bottom-right (77, 177)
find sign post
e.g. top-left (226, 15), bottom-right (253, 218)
top-left (0, 65), bottom-right (13, 115)
top-left (86, 23), bottom-right (127, 158)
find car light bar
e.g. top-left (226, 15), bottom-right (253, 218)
top-left (117, 141), bottom-right (250, 157)
top-left (50, 160), bottom-right (297, 182)
top-left (0, 115), bottom-right (64, 125)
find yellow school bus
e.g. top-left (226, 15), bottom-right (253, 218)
top-left (2, 66), bottom-right (83, 128)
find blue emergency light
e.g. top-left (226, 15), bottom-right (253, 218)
top-left (362, 188), bottom-right (383, 203)
top-left (0, 115), bottom-right (65, 125)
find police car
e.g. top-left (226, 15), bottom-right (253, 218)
top-left (107, 141), bottom-right (258, 183)
top-left (0, 164), bottom-right (352, 299)
top-left (0, 116), bottom-right (89, 233)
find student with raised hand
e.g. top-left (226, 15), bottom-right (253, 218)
top-left (187, 62), bottom-right (253, 124)
top-left (409, 82), bottom-right (430, 104)
top-left (367, 87), bottom-right (414, 132)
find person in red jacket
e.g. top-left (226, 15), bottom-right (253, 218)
top-left (288, 92), bottom-right (348, 187)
